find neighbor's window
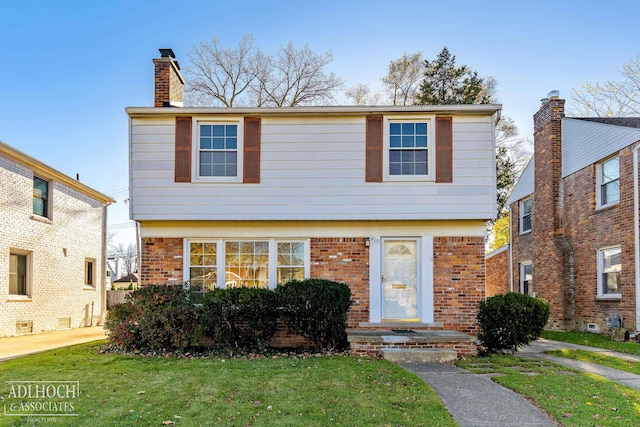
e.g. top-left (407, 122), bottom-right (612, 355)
top-left (33, 176), bottom-right (49, 218)
top-left (598, 246), bottom-right (621, 297)
top-left (9, 252), bottom-right (28, 296)
top-left (185, 240), bottom-right (308, 290)
top-left (597, 156), bottom-right (620, 208)
top-left (85, 259), bottom-right (95, 287)
top-left (198, 124), bottom-right (238, 178)
top-left (520, 197), bottom-right (532, 233)
top-left (389, 122), bottom-right (428, 176)
top-left (520, 262), bottom-right (533, 295)
top-left (277, 242), bottom-right (305, 285)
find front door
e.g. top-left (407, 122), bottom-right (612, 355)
top-left (382, 239), bottom-right (419, 321)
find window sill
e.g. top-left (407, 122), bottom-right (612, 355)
top-left (595, 202), bottom-right (619, 212)
top-left (83, 286), bottom-right (96, 291)
top-left (519, 229), bottom-right (532, 235)
top-left (30, 215), bottom-right (52, 224)
top-left (7, 297), bottom-right (32, 302)
top-left (596, 295), bottom-right (622, 301)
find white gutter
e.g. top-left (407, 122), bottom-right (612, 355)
top-left (509, 207), bottom-right (514, 292)
top-left (633, 144), bottom-right (640, 332)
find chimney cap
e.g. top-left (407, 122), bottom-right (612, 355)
top-left (159, 48), bottom-right (176, 59)
top-left (547, 90), bottom-right (560, 99)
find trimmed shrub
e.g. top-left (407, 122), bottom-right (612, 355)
top-left (275, 279), bottom-right (352, 350)
top-left (105, 285), bottom-right (200, 351)
top-left (200, 287), bottom-right (278, 348)
top-left (477, 292), bottom-right (550, 354)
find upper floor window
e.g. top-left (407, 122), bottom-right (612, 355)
top-left (383, 117), bottom-right (435, 181)
top-left (520, 197), bottom-right (532, 234)
top-left (597, 156), bottom-right (620, 208)
top-left (597, 245), bottom-right (621, 298)
top-left (9, 251), bottom-right (29, 297)
top-left (196, 121), bottom-right (243, 182)
top-left (33, 176), bottom-right (49, 218)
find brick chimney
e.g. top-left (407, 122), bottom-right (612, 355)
top-left (153, 48), bottom-right (184, 107)
top-left (532, 91), bottom-right (573, 330)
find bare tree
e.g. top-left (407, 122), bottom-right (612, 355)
top-left (253, 43), bottom-right (343, 106)
top-left (186, 36), bottom-right (343, 107)
top-left (381, 52), bottom-right (424, 105)
top-left (185, 35), bottom-right (263, 107)
top-left (571, 55), bottom-right (640, 116)
top-left (344, 83), bottom-right (383, 105)
top-left (108, 243), bottom-right (138, 277)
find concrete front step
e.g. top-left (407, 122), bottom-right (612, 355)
top-left (382, 348), bottom-right (458, 364)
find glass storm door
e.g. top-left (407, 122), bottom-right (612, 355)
top-left (382, 239), bottom-right (419, 320)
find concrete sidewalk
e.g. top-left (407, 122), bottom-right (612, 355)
top-left (519, 338), bottom-right (640, 391)
top-left (0, 327), bottom-right (106, 361)
top-left (402, 362), bottom-right (557, 427)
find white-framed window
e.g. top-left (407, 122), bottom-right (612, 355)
top-left (9, 250), bottom-right (30, 297)
top-left (520, 262), bottom-right (533, 295)
top-left (193, 118), bottom-right (244, 182)
top-left (520, 197), bottom-right (532, 234)
top-left (33, 176), bottom-right (50, 218)
top-left (383, 116), bottom-right (435, 181)
top-left (597, 245), bottom-right (622, 298)
top-left (85, 258), bottom-right (96, 287)
top-left (184, 239), bottom-right (310, 291)
top-left (596, 156), bottom-right (620, 208)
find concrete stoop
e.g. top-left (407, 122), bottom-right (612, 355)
top-left (382, 348), bottom-right (458, 364)
top-left (347, 328), bottom-right (477, 359)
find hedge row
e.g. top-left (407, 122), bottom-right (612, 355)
top-left (105, 279), bottom-right (352, 352)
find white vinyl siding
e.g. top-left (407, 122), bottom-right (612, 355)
top-left (130, 115), bottom-right (496, 221)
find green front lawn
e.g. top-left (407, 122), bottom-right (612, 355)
top-left (457, 355), bottom-right (640, 426)
top-left (541, 331), bottom-right (640, 356)
top-left (0, 342), bottom-right (455, 426)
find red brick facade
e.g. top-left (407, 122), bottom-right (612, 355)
top-left (509, 96), bottom-right (638, 332)
top-left (140, 237), bottom-right (184, 285)
top-left (486, 246), bottom-right (510, 296)
top-left (433, 236), bottom-right (485, 335)
top-left (309, 238), bottom-right (370, 328)
top-left (140, 235), bottom-right (486, 336)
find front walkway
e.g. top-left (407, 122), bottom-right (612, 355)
top-left (0, 327), bottom-right (106, 361)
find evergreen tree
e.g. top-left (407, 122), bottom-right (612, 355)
top-left (417, 47), bottom-right (489, 105)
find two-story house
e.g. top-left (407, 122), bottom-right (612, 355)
top-left (506, 92), bottom-right (640, 334)
top-left (0, 141), bottom-right (113, 336)
top-left (128, 49), bottom-right (501, 356)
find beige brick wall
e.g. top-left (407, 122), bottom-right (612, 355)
top-left (0, 155), bottom-right (106, 336)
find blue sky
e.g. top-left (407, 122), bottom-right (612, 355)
top-left (1, 0), bottom-right (639, 245)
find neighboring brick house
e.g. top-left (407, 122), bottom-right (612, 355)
top-left (128, 50), bottom-right (500, 354)
top-left (505, 92), bottom-right (640, 334)
top-left (0, 141), bottom-right (114, 336)
top-left (486, 245), bottom-right (509, 296)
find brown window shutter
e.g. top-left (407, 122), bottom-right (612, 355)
top-left (366, 115), bottom-right (383, 182)
top-left (244, 117), bottom-right (261, 183)
top-left (435, 117), bottom-right (453, 183)
top-left (175, 117), bottom-right (192, 182)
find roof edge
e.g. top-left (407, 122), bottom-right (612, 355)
top-left (0, 141), bottom-right (115, 205)
top-left (126, 104), bottom-right (502, 117)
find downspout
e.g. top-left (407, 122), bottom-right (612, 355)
top-left (633, 145), bottom-right (640, 333)
top-left (509, 207), bottom-right (513, 292)
top-left (100, 204), bottom-right (108, 325)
